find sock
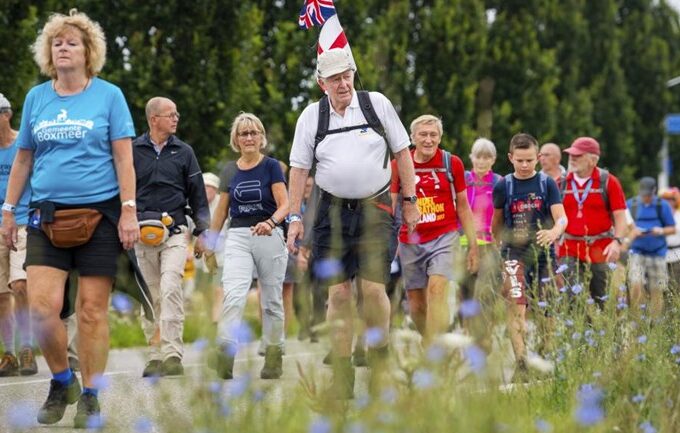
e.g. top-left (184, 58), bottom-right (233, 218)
top-left (53, 368), bottom-right (73, 385)
top-left (82, 387), bottom-right (99, 397)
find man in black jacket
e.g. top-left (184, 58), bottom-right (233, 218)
top-left (133, 97), bottom-right (210, 377)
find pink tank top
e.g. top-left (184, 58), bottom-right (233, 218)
top-left (464, 170), bottom-right (499, 243)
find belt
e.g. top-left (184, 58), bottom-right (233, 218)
top-left (319, 183), bottom-right (390, 212)
top-left (563, 229), bottom-right (614, 245)
top-left (230, 215), bottom-right (267, 228)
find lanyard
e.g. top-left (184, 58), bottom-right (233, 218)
top-left (571, 178), bottom-right (593, 218)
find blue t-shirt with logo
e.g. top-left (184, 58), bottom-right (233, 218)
top-left (0, 141), bottom-right (31, 225)
top-left (493, 172), bottom-right (562, 248)
top-left (15, 78), bottom-right (135, 204)
top-left (628, 196), bottom-right (675, 257)
top-left (226, 157), bottom-right (285, 219)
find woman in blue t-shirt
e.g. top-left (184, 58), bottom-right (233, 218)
top-left (1, 10), bottom-right (138, 427)
top-left (197, 113), bottom-right (289, 380)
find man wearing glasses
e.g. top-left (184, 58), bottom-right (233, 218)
top-left (132, 97), bottom-right (210, 377)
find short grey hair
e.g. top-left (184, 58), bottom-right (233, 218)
top-left (470, 137), bottom-right (497, 159)
top-left (410, 114), bottom-right (443, 138)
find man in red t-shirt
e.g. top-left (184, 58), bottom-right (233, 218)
top-left (391, 114), bottom-right (478, 343)
top-left (559, 137), bottom-right (627, 306)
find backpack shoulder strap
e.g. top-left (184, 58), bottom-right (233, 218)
top-left (357, 90), bottom-right (391, 169)
top-left (631, 197), bottom-right (639, 221)
top-left (598, 168), bottom-right (610, 211)
top-left (441, 149), bottom-right (456, 205)
top-left (314, 96), bottom-right (330, 156)
top-left (560, 174), bottom-right (568, 198)
top-left (504, 174), bottom-right (514, 227)
top-left (656, 196), bottom-right (663, 223)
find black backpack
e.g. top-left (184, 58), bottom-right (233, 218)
top-left (314, 90), bottom-right (391, 169)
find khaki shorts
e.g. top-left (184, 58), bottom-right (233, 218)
top-left (0, 225), bottom-right (27, 293)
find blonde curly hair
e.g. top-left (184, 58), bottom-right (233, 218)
top-left (229, 112), bottom-right (268, 153)
top-left (32, 9), bottom-right (107, 78)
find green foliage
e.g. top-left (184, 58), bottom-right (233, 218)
top-left (2, 1), bottom-right (679, 188)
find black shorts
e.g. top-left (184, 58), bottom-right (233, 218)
top-left (25, 217), bottom-right (122, 277)
top-left (312, 191), bottom-right (395, 286)
top-left (558, 257), bottom-right (611, 305)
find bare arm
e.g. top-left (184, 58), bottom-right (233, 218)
top-left (602, 208), bottom-right (627, 262)
top-left (252, 182), bottom-right (289, 236)
top-left (287, 167), bottom-right (310, 252)
top-left (2, 149), bottom-right (33, 250)
top-left (456, 191), bottom-right (479, 272)
top-left (537, 203), bottom-right (567, 247)
top-left (491, 208), bottom-right (504, 247)
top-left (112, 138), bottom-right (139, 250)
top-left (393, 148), bottom-right (419, 233)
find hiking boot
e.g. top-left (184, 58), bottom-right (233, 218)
top-left (37, 375), bottom-right (81, 424)
top-left (0, 352), bottom-right (19, 377)
top-left (310, 331), bottom-right (319, 343)
top-left (73, 393), bottom-right (101, 429)
top-left (328, 358), bottom-right (354, 399)
top-left (260, 346), bottom-right (283, 379)
top-left (68, 356), bottom-right (80, 373)
top-left (352, 346), bottom-right (367, 367)
top-left (19, 347), bottom-right (38, 376)
top-left (215, 346), bottom-right (235, 380)
top-left (322, 350), bottom-right (333, 365)
top-left (142, 360), bottom-right (162, 378)
top-left (161, 356), bottom-right (184, 376)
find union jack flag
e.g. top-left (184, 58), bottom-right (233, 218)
top-left (298, 0), bottom-right (336, 29)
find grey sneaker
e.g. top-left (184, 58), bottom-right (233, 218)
top-left (37, 375), bottom-right (81, 424)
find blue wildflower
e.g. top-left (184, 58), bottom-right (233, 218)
top-left (638, 335), bottom-right (648, 344)
top-left (208, 381), bottom-right (222, 394)
top-left (556, 263), bottom-right (569, 274)
top-left (464, 345), bottom-right (487, 374)
top-left (619, 284), bottom-right (627, 292)
top-left (586, 298), bottom-right (595, 305)
top-left (459, 299), bottom-right (481, 318)
top-left (345, 422), bottom-right (365, 433)
top-left (364, 327), bottom-right (385, 348)
top-left (537, 301), bottom-right (548, 308)
top-left (6, 401), bottom-right (34, 430)
top-left (564, 319), bottom-right (574, 327)
top-left (111, 293), bottom-right (133, 314)
top-left (227, 321), bottom-right (254, 344)
top-left (541, 277), bottom-right (552, 283)
top-left (574, 384), bottom-right (605, 426)
top-left (381, 387), bottom-right (398, 404)
top-left (592, 371), bottom-right (602, 378)
top-left (193, 338), bottom-right (209, 352)
top-left (426, 344), bottom-right (446, 363)
top-left (313, 259), bottom-right (343, 279)
top-left (309, 416), bottom-right (332, 433)
top-left (640, 303), bottom-right (647, 310)
top-left (607, 262), bottom-right (617, 270)
top-left (227, 374), bottom-right (251, 398)
top-left (670, 344), bottom-right (680, 355)
top-left (559, 286), bottom-right (568, 293)
top-left (572, 332), bottom-right (581, 341)
top-left (639, 421), bottom-right (657, 433)
top-left (637, 354), bottom-right (646, 361)
top-left (354, 393), bottom-right (371, 410)
top-left (571, 284), bottom-right (583, 295)
top-left (91, 373), bottom-right (111, 391)
top-left (534, 419), bottom-right (552, 433)
top-left (133, 417), bottom-right (155, 433)
top-left (86, 414), bottom-right (106, 430)
top-left (412, 368), bottom-right (435, 389)
top-left (632, 394), bottom-right (645, 404)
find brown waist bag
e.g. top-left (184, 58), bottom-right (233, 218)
top-left (41, 208), bottom-right (103, 248)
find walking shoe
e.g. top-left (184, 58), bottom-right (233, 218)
top-left (18, 347), bottom-right (38, 376)
top-left (352, 346), bottom-right (367, 367)
top-left (68, 356), bottom-right (80, 373)
top-left (215, 348), bottom-right (235, 380)
top-left (328, 358), bottom-right (354, 399)
top-left (322, 350), bottom-right (333, 365)
top-left (37, 375), bottom-right (81, 424)
top-left (73, 393), bottom-right (101, 429)
top-left (0, 352), bottom-right (19, 377)
top-left (260, 346), bottom-right (283, 379)
top-left (142, 360), bottom-right (162, 378)
top-left (161, 356), bottom-right (184, 376)
top-left (367, 345), bottom-right (389, 367)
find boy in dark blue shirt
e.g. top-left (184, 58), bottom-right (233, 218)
top-left (492, 133), bottom-right (567, 380)
top-left (625, 177), bottom-right (676, 318)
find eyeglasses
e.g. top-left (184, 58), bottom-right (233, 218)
top-left (237, 130), bottom-right (261, 138)
top-left (155, 112), bottom-right (180, 120)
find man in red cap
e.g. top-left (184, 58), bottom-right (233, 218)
top-left (559, 137), bottom-right (628, 306)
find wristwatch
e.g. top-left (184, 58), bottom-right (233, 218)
top-left (614, 237), bottom-right (623, 245)
top-left (287, 213), bottom-right (302, 223)
top-left (1, 203), bottom-right (16, 213)
top-left (122, 200), bottom-right (136, 208)
top-left (403, 195), bottom-right (418, 204)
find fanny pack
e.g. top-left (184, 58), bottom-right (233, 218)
top-left (138, 211), bottom-right (174, 246)
top-left (41, 208), bottom-right (103, 248)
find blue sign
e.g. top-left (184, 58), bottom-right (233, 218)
top-left (665, 114), bottom-right (680, 134)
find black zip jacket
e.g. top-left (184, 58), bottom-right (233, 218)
top-left (133, 132), bottom-right (210, 236)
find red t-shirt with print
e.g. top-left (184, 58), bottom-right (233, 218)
top-left (558, 168), bottom-right (627, 263)
top-left (390, 149), bottom-right (466, 244)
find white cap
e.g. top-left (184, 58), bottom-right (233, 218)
top-left (316, 49), bottom-right (355, 79)
top-left (0, 93), bottom-right (10, 110)
top-left (203, 172), bottom-right (220, 189)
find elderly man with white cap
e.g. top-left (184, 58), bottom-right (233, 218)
top-left (287, 49), bottom-right (419, 398)
top-left (558, 137), bottom-right (628, 308)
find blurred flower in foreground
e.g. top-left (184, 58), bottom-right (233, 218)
top-left (133, 416), bottom-right (156, 433)
top-left (313, 258), bottom-right (343, 279)
top-left (464, 345), bottom-right (486, 375)
top-left (412, 368), bottom-right (435, 389)
top-left (639, 421), bottom-right (657, 433)
top-left (459, 299), bottom-right (481, 318)
top-left (364, 327), bottom-right (385, 348)
top-left (111, 293), bottom-right (133, 314)
top-left (6, 401), bottom-right (34, 430)
top-left (309, 416), bottom-right (332, 433)
top-left (574, 384), bottom-right (604, 426)
top-left (534, 418), bottom-right (552, 433)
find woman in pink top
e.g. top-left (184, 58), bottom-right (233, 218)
top-left (458, 138), bottom-right (502, 351)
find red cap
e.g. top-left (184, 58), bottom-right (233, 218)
top-left (563, 137), bottom-right (600, 156)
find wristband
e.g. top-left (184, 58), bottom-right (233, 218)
top-left (1, 203), bottom-right (16, 213)
top-left (122, 199), bottom-right (136, 208)
top-left (270, 215), bottom-right (280, 225)
top-left (264, 219), bottom-right (275, 229)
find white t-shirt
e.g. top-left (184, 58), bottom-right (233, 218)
top-left (290, 90), bottom-right (410, 199)
top-left (666, 210), bottom-right (680, 263)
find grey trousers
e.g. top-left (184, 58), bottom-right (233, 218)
top-left (217, 227), bottom-right (287, 349)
